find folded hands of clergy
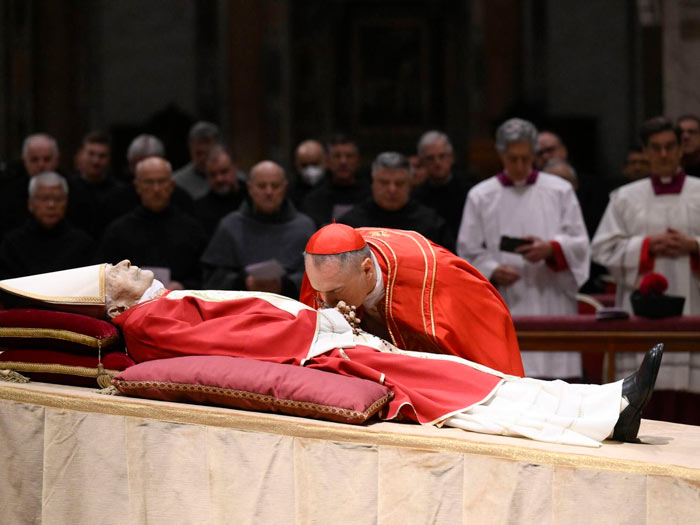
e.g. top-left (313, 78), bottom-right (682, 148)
top-left (648, 228), bottom-right (700, 258)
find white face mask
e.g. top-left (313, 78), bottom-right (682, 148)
top-left (300, 165), bottom-right (325, 186)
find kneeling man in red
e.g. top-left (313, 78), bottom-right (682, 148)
top-left (0, 260), bottom-right (662, 447)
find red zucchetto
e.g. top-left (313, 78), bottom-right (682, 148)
top-left (305, 223), bottom-right (367, 255)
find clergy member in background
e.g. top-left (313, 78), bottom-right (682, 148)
top-left (457, 118), bottom-right (590, 381)
top-left (0, 133), bottom-right (62, 242)
top-left (338, 152), bottom-right (454, 251)
top-left (0, 172), bottom-right (93, 278)
top-left (200, 160), bottom-right (315, 298)
top-left (289, 139), bottom-right (326, 207)
top-left (106, 134), bottom-right (194, 220)
top-left (300, 223), bottom-right (524, 376)
top-left (97, 157), bottom-right (207, 289)
top-left (591, 116), bottom-right (700, 423)
top-left (193, 145), bottom-right (245, 237)
top-left (301, 134), bottom-right (370, 226)
top-left (412, 130), bottom-right (474, 237)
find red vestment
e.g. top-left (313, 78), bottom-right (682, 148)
top-left (112, 291), bottom-right (502, 424)
top-left (300, 228), bottom-right (524, 376)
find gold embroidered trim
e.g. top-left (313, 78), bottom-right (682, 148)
top-left (2, 383), bottom-right (699, 481)
top-left (0, 361), bottom-right (120, 379)
top-left (113, 379), bottom-right (393, 423)
top-left (366, 238), bottom-right (401, 347)
top-left (0, 327), bottom-right (118, 348)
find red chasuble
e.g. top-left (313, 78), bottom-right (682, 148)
top-left (301, 228), bottom-right (524, 376)
top-left (112, 291), bottom-right (502, 424)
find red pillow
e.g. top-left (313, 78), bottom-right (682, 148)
top-left (113, 356), bottom-right (393, 424)
top-left (0, 348), bottom-right (135, 388)
top-left (0, 308), bottom-right (121, 353)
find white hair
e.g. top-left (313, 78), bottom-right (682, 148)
top-left (127, 134), bottom-right (165, 163)
top-left (28, 171), bottom-right (68, 197)
top-left (22, 133), bottom-right (59, 157)
top-left (495, 118), bottom-right (538, 153)
top-left (417, 130), bottom-right (453, 156)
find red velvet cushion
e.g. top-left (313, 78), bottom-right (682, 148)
top-left (0, 348), bottom-right (135, 387)
top-left (0, 308), bottom-right (121, 353)
top-left (113, 356), bottom-right (393, 424)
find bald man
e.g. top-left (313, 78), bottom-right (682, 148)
top-left (201, 160), bottom-right (316, 297)
top-left (97, 157), bottom-right (208, 289)
top-left (290, 139), bottom-right (326, 206)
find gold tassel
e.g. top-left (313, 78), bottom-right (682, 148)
top-left (97, 385), bottom-right (120, 396)
top-left (0, 369), bottom-right (30, 383)
top-left (96, 363), bottom-right (112, 389)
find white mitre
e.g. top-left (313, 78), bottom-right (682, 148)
top-left (0, 264), bottom-right (107, 318)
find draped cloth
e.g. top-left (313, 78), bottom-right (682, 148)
top-left (300, 227), bottom-right (524, 376)
top-left (113, 290), bottom-right (621, 446)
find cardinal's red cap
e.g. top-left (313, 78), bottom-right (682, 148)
top-left (305, 223), bottom-right (367, 255)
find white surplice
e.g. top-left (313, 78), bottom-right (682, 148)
top-left (591, 175), bottom-right (700, 391)
top-left (457, 173), bottom-right (590, 379)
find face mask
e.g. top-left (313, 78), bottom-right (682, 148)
top-left (300, 165), bottom-right (324, 186)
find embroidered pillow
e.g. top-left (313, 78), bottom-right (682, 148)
top-left (0, 348), bottom-right (135, 388)
top-left (113, 355), bottom-right (393, 424)
top-left (0, 308), bottom-right (121, 353)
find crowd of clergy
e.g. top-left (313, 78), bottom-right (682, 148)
top-left (1, 115), bottom-right (699, 418)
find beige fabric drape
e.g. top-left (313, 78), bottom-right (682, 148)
top-left (1, 382), bottom-right (699, 524)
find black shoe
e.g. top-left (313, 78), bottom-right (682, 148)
top-left (612, 343), bottom-right (664, 442)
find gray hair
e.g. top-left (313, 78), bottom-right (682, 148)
top-left (22, 133), bottom-right (59, 157)
top-left (495, 118), bottom-right (538, 153)
top-left (188, 121), bottom-right (221, 143)
top-left (304, 245), bottom-right (372, 270)
top-left (371, 151), bottom-right (409, 178)
top-left (543, 158), bottom-right (577, 180)
top-left (28, 171), bottom-right (68, 197)
top-left (417, 130), bottom-right (453, 156)
top-left (127, 134), bottom-right (165, 163)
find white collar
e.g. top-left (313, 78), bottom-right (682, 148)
top-left (138, 279), bottom-right (166, 303)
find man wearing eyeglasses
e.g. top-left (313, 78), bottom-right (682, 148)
top-left (0, 172), bottom-right (93, 278)
top-left (592, 116), bottom-right (700, 422)
top-left (97, 157), bottom-right (207, 289)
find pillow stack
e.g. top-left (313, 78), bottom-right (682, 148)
top-left (0, 308), bottom-right (134, 387)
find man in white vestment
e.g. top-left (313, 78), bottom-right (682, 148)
top-left (457, 118), bottom-right (590, 380)
top-left (591, 116), bottom-right (700, 409)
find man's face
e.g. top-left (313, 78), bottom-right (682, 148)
top-left (679, 118), bottom-right (700, 157)
top-left (28, 184), bottom-right (67, 229)
top-left (420, 140), bottom-right (454, 183)
top-left (327, 143), bottom-right (359, 183)
top-left (372, 167), bottom-right (411, 211)
top-left (535, 132), bottom-right (566, 169)
top-left (622, 151), bottom-right (650, 180)
top-left (408, 155), bottom-right (428, 186)
top-left (304, 256), bottom-right (373, 309)
top-left (81, 142), bottom-right (111, 180)
top-left (644, 129), bottom-right (681, 178)
top-left (105, 260), bottom-right (155, 317)
top-left (134, 162), bottom-right (174, 212)
top-left (247, 166), bottom-right (287, 215)
top-left (500, 141), bottom-right (535, 181)
top-left (205, 153), bottom-right (238, 195)
top-left (23, 139), bottom-right (59, 177)
top-left (190, 139), bottom-right (215, 173)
